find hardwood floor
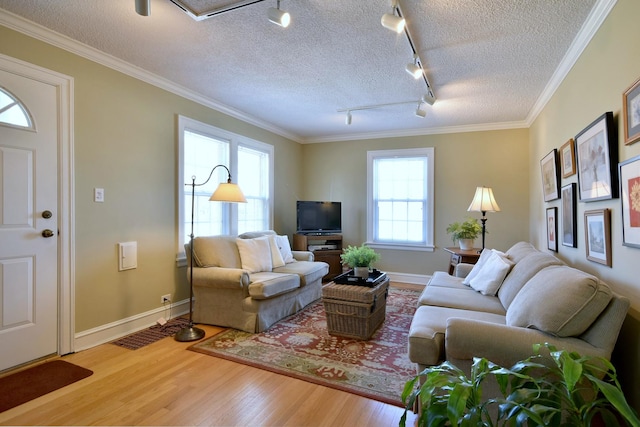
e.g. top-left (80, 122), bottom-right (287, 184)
top-left (0, 284), bottom-right (421, 426)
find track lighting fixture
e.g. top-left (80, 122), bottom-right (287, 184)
top-left (406, 55), bottom-right (422, 79)
top-left (135, 0), bottom-right (150, 16)
top-left (381, 1), bottom-right (405, 33)
top-left (422, 93), bottom-right (436, 106)
top-left (345, 111), bottom-right (352, 125)
top-left (338, 98), bottom-right (431, 124)
top-left (268, 0), bottom-right (290, 27)
top-left (415, 104), bottom-right (426, 118)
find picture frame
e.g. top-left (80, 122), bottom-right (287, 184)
top-left (561, 183), bottom-right (577, 248)
top-left (623, 77), bottom-right (640, 145)
top-left (540, 149), bottom-right (560, 202)
top-left (560, 138), bottom-right (576, 178)
top-left (546, 207), bottom-right (558, 252)
top-left (618, 154), bottom-right (640, 248)
top-left (584, 208), bottom-right (611, 267)
top-left (575, 112), bottom-right (618, 202)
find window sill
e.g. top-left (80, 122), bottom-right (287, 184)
top-left (365, 242), bottom-right (435, 252)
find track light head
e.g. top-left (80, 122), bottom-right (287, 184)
top-left (415, 104), bottom-right (426, 118)
top-left (381, 13), bottom-right (405, 33)
top-left (135, 0), bottom-right (150, 16)
top-left (345, 111), bottom-right (352, 125)
top-left (268, 1), bottom-right (290, 27)
top-left (422, 93), bottom-right (436, 106)
top-left (405, 62), bottom-right (422, 79)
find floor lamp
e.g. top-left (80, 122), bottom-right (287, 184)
top-left (175, 164), bottom-right (247, 342)
top-left (467, 186), bottom-right (500, 251)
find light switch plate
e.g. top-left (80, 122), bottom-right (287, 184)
top-left (94, 188), bottom-right (105, 202)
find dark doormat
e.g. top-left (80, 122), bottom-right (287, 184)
top-left (111, 317), bottom-right (190, 350)
top-left (0, 360), bottom-right (93, 413)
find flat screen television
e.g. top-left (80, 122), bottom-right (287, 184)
top-left (296, 201), bottom-right (342, 235)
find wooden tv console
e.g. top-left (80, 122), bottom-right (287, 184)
top-left (293, 233), bottom-right (343, 281)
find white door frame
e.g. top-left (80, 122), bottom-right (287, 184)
top-left (0, 53), bottom-right (74, 356)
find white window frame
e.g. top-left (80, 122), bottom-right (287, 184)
top-left (366, 147), bottom-right (435, 252)
top-left (177, 115), bottom-right (274, 263)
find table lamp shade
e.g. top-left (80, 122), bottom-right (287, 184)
top-left (468, 186), bottom-right (501, 213)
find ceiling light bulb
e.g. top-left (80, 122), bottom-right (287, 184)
top-left (268, 7), bottom-right (290, 27)
top-left (345, 111), bottom-right (352, 125)
top-left (415, 105), bottom-right (426, 118)
top-left (381, 13), bottom-right (405, 33)
top-left (405, 62), bottom-right (422, 79)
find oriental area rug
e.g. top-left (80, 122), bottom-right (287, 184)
top-left (188, 286), bottom-right (420, 407)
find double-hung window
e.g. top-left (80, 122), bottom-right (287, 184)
top-left (366, 148), bottom-right (434, 251)
top-left (178, 116), bottom-right (274, 259)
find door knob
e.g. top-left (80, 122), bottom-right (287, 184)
top-left (42, 229), bottom-right (55, 238)
top-left (42, 210), bottom-right (53, 219)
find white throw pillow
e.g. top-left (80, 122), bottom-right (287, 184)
top-left (268, 234), bottom-right (285, 268)
top-left (276, 235), bottom-right (296, 264)
top-left (236, 236), bottom-right (273, 273)
top-left (469, 250), bottom-right (514, 296)
top-left (462, 248), bottom-right (492, 285)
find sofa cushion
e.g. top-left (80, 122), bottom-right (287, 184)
top-left (462, 248), bottom-right (493, 285)
top-left (236, 236), bottom-right (273, 273)
top-left (192, 235), bottom-right (242, 268)
top-left (248, 272), bottom-right (300, 300)
top-left (427, 271), bottom-right (470, 290)
top-left (273, 260), bottom-right (328, 286)
top-left (409, 305), bottom-right (506, 366)
top-left (276, 235), bottom-right (296, 264)
top-left (505, 241), bottom-right (538, 263)
top-left (498, 251), bottom-right (565, 309)
top-left (468, 250), bottom-right (514, 296)
top-left (506, 266), bottom-right (612, 337)
top-left (418, 286), bottom-right (506, 315)
top-left (268, 235), bottom-right (286, 268)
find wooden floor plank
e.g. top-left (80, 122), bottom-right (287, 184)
top-left (0, 283), bottom-right (421, 426)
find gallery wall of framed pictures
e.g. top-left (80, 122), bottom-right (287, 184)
top-left (540, 75), bottom-right (640, 267)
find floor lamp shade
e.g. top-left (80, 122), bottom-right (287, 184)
top-left (467, 186), bottom-right (500, 250)
top-left (175, 165), bottom-right (246, 342)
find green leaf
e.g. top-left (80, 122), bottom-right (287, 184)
top-left (589, 375), bottom-right (640, 427)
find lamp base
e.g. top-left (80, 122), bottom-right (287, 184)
top-left (174, 325), bottom-right (205, 342)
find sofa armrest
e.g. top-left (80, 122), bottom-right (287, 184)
top-left (190, 266), bottom-right (250, 290)
top-left (445, 318), bottom-right (608, 368)
top-left (454, 263), bottom-right (474, 278)
top-left (292, 250), bottom-right (314, 262)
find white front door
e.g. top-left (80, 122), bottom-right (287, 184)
top-left (0, 67), bottom-right (59, 371)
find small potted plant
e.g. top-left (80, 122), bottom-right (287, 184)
top-left (340, 244), bottom-right (381, 279)
top-left (446, 217), bottom-right (482, 250)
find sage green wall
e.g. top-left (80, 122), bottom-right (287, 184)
top-left (529, 0), bottom-right (640, 408)
top-left (0, 25), bottom-right (303, 333)
top-left (301, 129), bottom-right (530, 275)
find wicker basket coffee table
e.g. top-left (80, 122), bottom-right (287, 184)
top-left (321, 277), bottom-right (389, 340)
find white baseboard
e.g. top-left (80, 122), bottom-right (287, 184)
top-left (73, 299), bottom-right (190, 352)
top-left (386, 271), bottom-right (430, 286)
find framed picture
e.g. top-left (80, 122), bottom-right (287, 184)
top-left (560, 138), bottom-right (576, 178)
top-left (540, 149), bottom-right (560, 201)
top-left (619, 154), bottom-right (640, 248)
top-left (546, 207), bottom-right (558, 252)
top-left (575, 112), bottom-right (618, 202)
top-left (623, 77), bottom-right (640, 145)
top-left (561, 183), bottom-right (577, 248)
top-left (584, 208), bottom-right (611, 267)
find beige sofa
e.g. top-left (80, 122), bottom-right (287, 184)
top-left (186, 230), bottom-right (328, 333)
top-left (408, 242), bottom-right (630, 374)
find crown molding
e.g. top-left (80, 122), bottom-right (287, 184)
top-left (0, 9), bottom-right (304, 143)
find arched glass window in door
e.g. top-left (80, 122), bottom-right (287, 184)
top-left (0, 86), bottom-right (34, 129)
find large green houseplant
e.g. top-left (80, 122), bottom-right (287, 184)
top-left (400, 343), bottom-right (640, 427)
top-left (446, 217), bottom-right (482, 250)
top-left (340, 244), bottom-right (381, 278)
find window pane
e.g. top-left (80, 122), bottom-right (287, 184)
top-left (183, 130), bottom-right (229, 244)
top-left (0, 88), bottom-right (32, 128)
top-left (237, 145), bottom-right (269, 234)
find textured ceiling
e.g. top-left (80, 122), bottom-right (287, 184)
top-left (0, 0), bottom-right (604, 142)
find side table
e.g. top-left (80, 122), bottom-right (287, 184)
top-left (443, 247), bottom-right (481, 275)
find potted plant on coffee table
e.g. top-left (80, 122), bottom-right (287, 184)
top-left (446, 217), bottom-right (482, 250)
top-left (340, 244), bottom-right (381, 279)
